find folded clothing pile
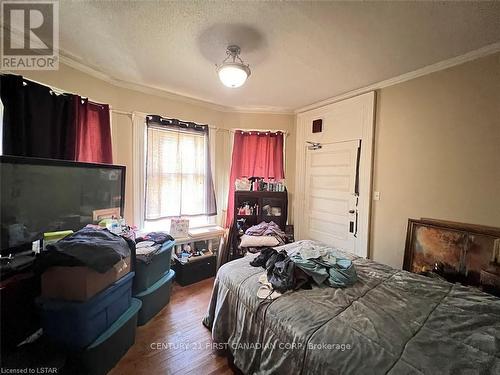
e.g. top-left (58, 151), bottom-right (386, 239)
top-left (240, 221), bottom-right (287, 252)
top-left (37, 227), bottom-right (133, 302)
top-left (250, 242), bottom-right (358, 298)
top-left (37, 228), bottom-right (130, 272)
top-left (135, 232), bottom-right (174, 264)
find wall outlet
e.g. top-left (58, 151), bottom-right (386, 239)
top-left (373, 191), bottom-right (381, 201)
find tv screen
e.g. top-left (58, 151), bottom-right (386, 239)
top-left (0, 156), bottom-right (125, 255)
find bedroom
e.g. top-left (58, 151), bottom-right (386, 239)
top-left (0, 1), bottom-right (499, 374)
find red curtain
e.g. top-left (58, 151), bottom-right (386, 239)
top-left (74, 97), bottom-right (113, 164)
top-left (225, 131), bottom-right (284, 227)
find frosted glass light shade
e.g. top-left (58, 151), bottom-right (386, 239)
top-left (217, 63), bottom-right (250, 88)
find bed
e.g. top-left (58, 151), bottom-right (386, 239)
top-left (203, 240), bottom-right (500, 375)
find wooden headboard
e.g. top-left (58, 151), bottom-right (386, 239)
top-left (404, 218), bottom-right (500, 287)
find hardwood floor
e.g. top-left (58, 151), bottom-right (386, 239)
top-left (109, 278), bottom-right (236, 375)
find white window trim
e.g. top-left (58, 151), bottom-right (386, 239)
top-left (132, 112), bottom-right (147, 230)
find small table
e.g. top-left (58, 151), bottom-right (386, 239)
top-left (171, 226), bottom-right (225, 286)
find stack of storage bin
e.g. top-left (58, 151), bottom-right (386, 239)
top-left (37, 257), bottom-right (140, 375)
top-left (133, 239), bottom-right (176, 326)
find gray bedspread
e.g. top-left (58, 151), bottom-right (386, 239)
top-left (204, 241), bottom-right (500, 375)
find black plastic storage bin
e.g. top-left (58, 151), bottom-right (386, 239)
top-left (65, 298), bottom-right (142, 375)
top-left (172, 255), bottom-right (216, 286)
top-left (37, 272), bottom-right (134, 349)
top-left (133, 240), bottom-right (174, 294)
top-left (135, 269), bottom-right (175, 326)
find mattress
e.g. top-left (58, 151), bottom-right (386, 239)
top-left (204, 241), bottom-right (500, 375)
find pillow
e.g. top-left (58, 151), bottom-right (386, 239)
top-left (239, 234), bottom-right (279, 248)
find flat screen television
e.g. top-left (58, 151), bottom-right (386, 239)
top-left (0, 156), bottom-right (126, 256)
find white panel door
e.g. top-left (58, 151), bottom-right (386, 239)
top-left (304, 140), bottom-right (360, 253)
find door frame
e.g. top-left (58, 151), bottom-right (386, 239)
top-left (294, 92), bottom-right (375, 258)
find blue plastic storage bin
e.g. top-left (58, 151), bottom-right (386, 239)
top-left (135, 269), bottom-right (175, 326)
top-left (37, 272), bottom-right (134, 349)
top-left (65, 298), bottom-right (142, 375)
top-left (133, 240), bottom-right (174, 294)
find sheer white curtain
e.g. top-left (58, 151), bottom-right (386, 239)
top-left (146, 127), bottom-right (208, 219)
top-left (144, 113), bottom-right (218, 224)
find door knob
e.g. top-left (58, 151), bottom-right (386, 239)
top-left (348, 210), bottom-right (355, 214)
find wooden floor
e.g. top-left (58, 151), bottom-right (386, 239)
top-left (109, 278), bottom-right (236, 375)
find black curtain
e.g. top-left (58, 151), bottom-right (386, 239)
top-left (0, 74), bottom-right (76, 159)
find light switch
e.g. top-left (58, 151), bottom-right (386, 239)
top-left (373, 191), bottom-right (381, 201)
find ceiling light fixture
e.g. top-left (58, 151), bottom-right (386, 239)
top-left (216, 45), bottom-right (251, 88)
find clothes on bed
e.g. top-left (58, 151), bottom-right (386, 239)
top-left (249, 242), bottom-right (358, 289)
top-left (250, 248), bottom-right (308, 294)
top-left (281, 241), bottom-right (358, 287)
top-left (291, 253), bottom-right (358, 287)
top-left (278, 240), bottom-right (332, 259)
top-left (249, 247), bottom-right (276, 267)
top-left (266, 250), bottom-right (296, 293)
top-left (250, 247), bottom-right (327, 293)
top-left (257, 273), bottom-right (282, 300)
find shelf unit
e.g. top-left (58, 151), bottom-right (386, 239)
top-left (234, 190), bottom-right (288, 230)
top-left (231, 190), bottom-right (288, 258)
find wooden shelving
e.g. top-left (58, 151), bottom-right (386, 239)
top-left (230, 190), bottom-right (288, 258)
top-left (234, 190), bottom-right (288, 230)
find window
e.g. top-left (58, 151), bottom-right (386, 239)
top-left (144, 116), bottom-right (217, 229)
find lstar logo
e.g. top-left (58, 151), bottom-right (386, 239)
top-left (1, 0), bottom-right (59, 70)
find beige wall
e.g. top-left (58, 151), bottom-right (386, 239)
top-left (20, 52), bottom-right (500, 268)
top-left (371, 52), bottom-right (500, 268)
top-left (21, 64), bottom-right (295, 225)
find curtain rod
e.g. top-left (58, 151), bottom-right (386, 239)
top-left (231, 128), bottom-right (289, 136)
top-left (0, 72), bottom-right (127, 114)
top-left (147, 114), bottom-right (209, 129)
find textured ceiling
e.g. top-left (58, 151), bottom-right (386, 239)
top-left (58, 1), bottom-right (500, 112)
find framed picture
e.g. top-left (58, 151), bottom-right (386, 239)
top-left (404, 219), bottom-right (466, 274)
top-left (404, 218), bottom-right (500, 285)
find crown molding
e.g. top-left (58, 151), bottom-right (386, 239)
top-left (295, 42), bottom-right (500, 114)
top-left (58, 54), bottom-right (294, 115)
top-left (16, 40), bottom-right (499, 116)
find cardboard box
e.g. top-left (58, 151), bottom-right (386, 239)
top-left (41, 257), bottom-right (131, 302)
